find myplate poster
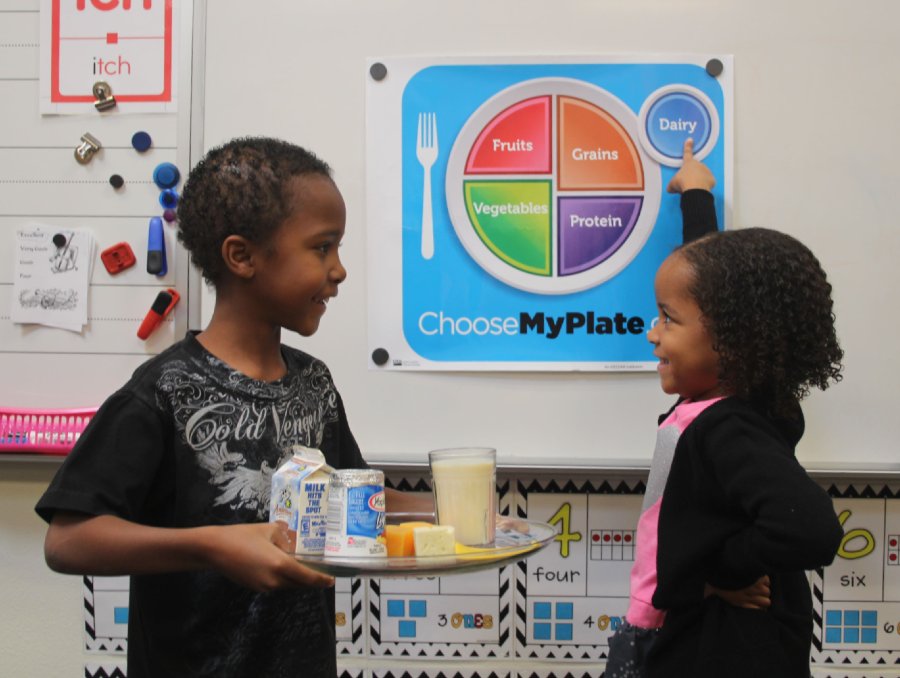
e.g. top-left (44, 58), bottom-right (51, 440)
top-left (366, 56), bottom-right (732, 371)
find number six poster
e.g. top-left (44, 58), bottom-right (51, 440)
top-left (366, 56), bottom-right (732, 371)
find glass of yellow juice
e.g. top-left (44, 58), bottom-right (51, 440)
top-left (428, 447), bottom-right (497, 547)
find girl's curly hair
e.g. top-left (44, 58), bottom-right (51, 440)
top-left (677, 227), bottom-right (843, 417)
top-left (176, 137), bottom-right (332, 286)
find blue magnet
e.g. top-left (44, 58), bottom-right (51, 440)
top-left (152, 162), bottom-right (180, 190)
top-left (159, 188), bottom-right (179, 209)
top-left (147, 216), bottom-right (167, 276)
top-left (131, 131), bottom-right (152, 152)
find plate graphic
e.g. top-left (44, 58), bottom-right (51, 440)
top-left (445, 78), bottom-right (661, 295)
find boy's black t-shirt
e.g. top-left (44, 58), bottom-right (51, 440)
top-left (36, 332), bottom-right (366, 678)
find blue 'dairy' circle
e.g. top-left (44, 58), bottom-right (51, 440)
top-left (645, 92), bottom-right (711, 159)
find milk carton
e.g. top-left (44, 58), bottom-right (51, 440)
top-left (269, 445), bottom-right (333, 555)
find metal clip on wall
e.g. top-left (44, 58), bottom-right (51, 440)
top-left (74, 133), bottom-right (101, 164)
top-left (93, 81), bottom-right (116, 111)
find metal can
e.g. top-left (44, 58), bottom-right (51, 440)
top-left (324, 469), bottom-right (387, 557)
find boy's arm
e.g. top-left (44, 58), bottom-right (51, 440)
top-left (45, 511), bottom-right (335, 591)
top-left (384, 487), bottom-right (435, 517)
top-left (668, 138), bottom-right (718, 243)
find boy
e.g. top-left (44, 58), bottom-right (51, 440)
top-left (36, 137), bottom-right (423, 677)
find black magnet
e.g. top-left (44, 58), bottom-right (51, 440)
top-left (52, 233), bottom-right (67, 248)
top-left (369, 62), bottom-right (388, 81)
top-left (706, 59), bottom-right (724, 77)
top-left (109, 174), bottom-right (124, 189)
top-left (371, 348), bottom-right (389, 366)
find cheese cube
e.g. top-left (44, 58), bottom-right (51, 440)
top-left (413, 525), bottom-right (456, 556)
top-left (385, 521), bottom-right (432, 557)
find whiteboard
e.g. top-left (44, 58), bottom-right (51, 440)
top-left (0, 0), bottom-right (201, 411)
top-left (131, 0), bottom-right (900, 467)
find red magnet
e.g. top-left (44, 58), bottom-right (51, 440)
top-left (137, 288), bottom-right (180, 340)
top-left (100, 242), bottom-right (136, 275)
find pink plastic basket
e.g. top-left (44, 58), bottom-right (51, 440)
top-left (0, 407), bottom-right (97, 456)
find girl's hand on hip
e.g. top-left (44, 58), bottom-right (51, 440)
top-left (705, 574), bottom-right (771, 610)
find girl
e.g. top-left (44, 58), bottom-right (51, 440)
top-left (607, 148), bottom-right (845, 678)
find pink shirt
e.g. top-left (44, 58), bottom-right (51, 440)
top-left (626, 398), bottom-right (722, 628)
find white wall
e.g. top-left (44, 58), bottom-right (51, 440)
top-left (202, 0), bottom-right (899, 468)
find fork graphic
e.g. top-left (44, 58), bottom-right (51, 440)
top-left (416, 112), bottom-right (438, 260)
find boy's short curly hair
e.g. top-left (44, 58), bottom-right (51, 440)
top-left (677, 227), bottom-right (843, 417)
top-left (176, 137), bottom-right (332, 286)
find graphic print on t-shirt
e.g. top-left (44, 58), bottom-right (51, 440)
top-left (157, 355), bottom-right (339, 520)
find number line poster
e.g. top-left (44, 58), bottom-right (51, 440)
top-left (82, 476), bottom-right (900, 673)
top-left (366, 56), bottom-right (732, 371)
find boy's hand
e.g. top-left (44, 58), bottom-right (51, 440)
top-left (667, 138), bottom-right (716, 194)
top-left (205, 522), bottom-right (335, 592)
top-left (705, 574), bottom-right (771, 610)
top-left (496, 514), bottom-right (530, 533)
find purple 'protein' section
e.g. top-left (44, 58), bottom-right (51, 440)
top-left (558, 197), bottom-right (643, 275)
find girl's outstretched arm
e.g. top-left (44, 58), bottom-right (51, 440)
top-left (670, 138), bottom-right (718, 242)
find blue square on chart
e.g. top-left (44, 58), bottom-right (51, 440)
top-left (862, 610), bottom-right (878, 626)
top-left (387, 599), bottom-right (405, 617)
top-left (862, 627), bottom-right (877, 643)
top-left (534, 622), bottom-right (552, 640)
top-left (844, 610), bottom-right (860, 626)
top-left (825, 627), bottom-right (842, 643)
top-left (409, 600), bottom-right (427, 618)
top-left (398, 620), bottom-right (417, 638)
top-left (556, 602), bottom-right (574, 620)
top-left (844, 627), bottom-right (860, 643)
top-left (825, 609), bottom-right (842, 626)
top-left (113, 607), bottom-right (128, 625)
top-left (555, 623), bottom-right (573, 641)
top-left (533, 602), bottom-right (552, 620)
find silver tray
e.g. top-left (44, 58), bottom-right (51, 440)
top-left (296, 518), bottom-right (555, 578)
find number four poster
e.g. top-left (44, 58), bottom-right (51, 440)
top-left (366, 56), bottom-right (732, 371)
